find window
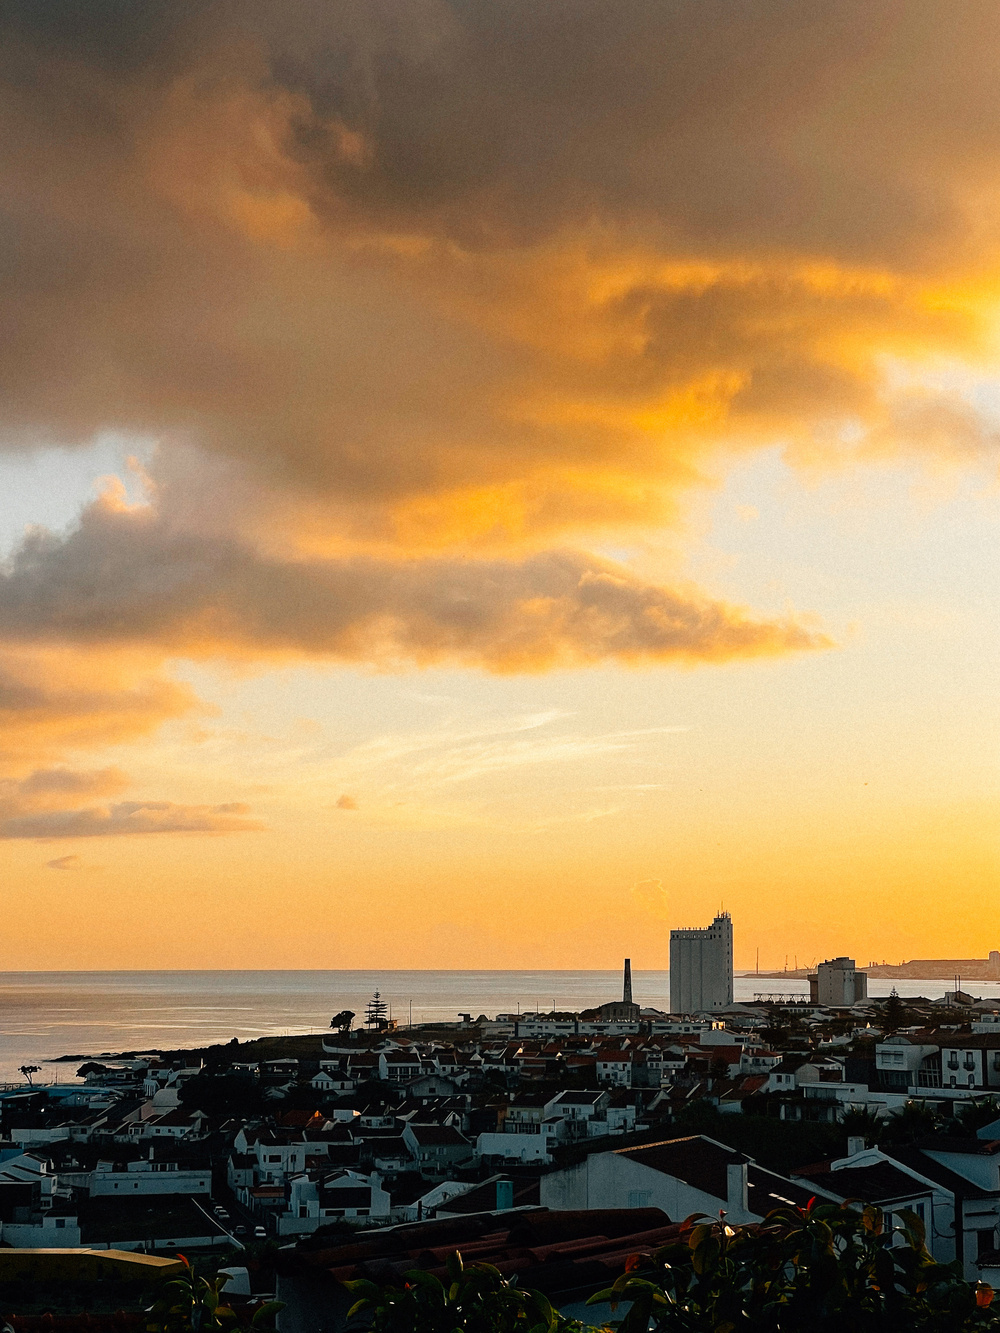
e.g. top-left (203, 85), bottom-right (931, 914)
top-left (299, 1206), bottom-right (309, 1218)
top-left (55, 1218), bottom-right (66, 1228)
top-left (628, 1190), bottom-right (652, 1208)
top-left (979, 1230), bottom-right (997, 1258)
top-left (267, 1154), bottom-right (281, 1163)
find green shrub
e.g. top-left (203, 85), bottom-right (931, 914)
top-left (591, 1202), bottom-right (999, 1332)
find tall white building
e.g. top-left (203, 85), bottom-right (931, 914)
top-left (669, 912), bottom-right (734, 1014)
top-left (808, 957), bottom-right (868, 1007)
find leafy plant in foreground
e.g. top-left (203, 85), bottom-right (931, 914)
top-left (345, 1250), bottom-right (588, 1333)
top-left (589, 1201), bottom-right (999, 1332)
top-left (145, 1256), bottom-right (283, 1333)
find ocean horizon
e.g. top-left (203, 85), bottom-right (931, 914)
top-left (3, 968), bottom-right (999, 1086)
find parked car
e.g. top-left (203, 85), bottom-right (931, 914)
top-left (234, 1225), bottom-right (247, 1236)
top-left (253, 1226), bottom-right (266, 1238)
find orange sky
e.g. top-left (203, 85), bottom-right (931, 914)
top-left (2, 1), bottom-right (1000, 969)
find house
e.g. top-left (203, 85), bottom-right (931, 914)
top-left (379, 1052), bottom-right (423, 1084)
top-left (540, 1135), bottom-right (826, 1224)
top-left (792, 1142), bottom-right (1000, 1278)
top-left (402, 1123), bottom-right (474, 1176)
top-left (279, 1169), bottom-right (390, 1235)
top-left (0, 1152), bottom-right (81, 1247)
top-left (311, 1070), bottom-right (355, 1094)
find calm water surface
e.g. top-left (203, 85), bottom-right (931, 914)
top-left (2, 970), bottom-right (996, 1085)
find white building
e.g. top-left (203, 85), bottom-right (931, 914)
top-left (540, 1135), bottom-right (823, 1224)
top-left (669, 912), bottom-right (734, 1014)
top-left (808, 957), bottom-right (868, 1006)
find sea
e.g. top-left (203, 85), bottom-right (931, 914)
top-left (3, 970), bottom-right (999, 1087)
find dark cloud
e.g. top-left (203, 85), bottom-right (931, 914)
top-left (11, 0), bottom-right (999, 790)
top-left (335, 794), bottom-right (358, 809)
top-left (0, 489), bottom-right (827, 670)
top-left (1, 799), bottom-right (262, 839)
top-left (0, 0), bottom-right (994, 508)
top-left (45, 853), bottom-right (81, 869)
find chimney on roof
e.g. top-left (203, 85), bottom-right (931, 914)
top-left (623, 959), bottom-right (633, 1005)
top-left (726, 1158), bottom-right (749, 1220)
top-left (847, 1136), bottom-right (866, 1158)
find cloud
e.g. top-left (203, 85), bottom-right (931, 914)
top-left (631, 878), bottom-right (669, 918)
top-left (46, 854), bottom-right (81, 870)
top-left (10, 0), bottom-right (1000, 797)
top-left (0, 799), bottom-right (262, 840)
top-left (0, 0), bottom-right (996, 536)
top-left (335, 794), bottom-right (358, 809)
top-left (0, 489), bottom-right (828, 671)
top-left (0, 644), bottom-right (200, 763)
top-left (0, 766), bottom-right (261, 840)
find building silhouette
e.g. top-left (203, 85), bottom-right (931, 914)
top-left (808, 957), bottom-right (868, 1006)
top-left (669, 912), bottom-right (734, 1014)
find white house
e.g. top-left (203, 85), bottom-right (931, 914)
top-left (278, 1169), bottom-right (390, 1235)
top-left (540, 1135), bottom-right (824, 1225)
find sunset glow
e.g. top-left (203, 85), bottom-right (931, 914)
top-left (3, 1), bottom-right (1000, 971)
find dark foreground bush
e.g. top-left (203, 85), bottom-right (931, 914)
top-left (592, 1202), bottom-right (999, 1332)
top-left (346, 1203), bottom-right (1000, 1332)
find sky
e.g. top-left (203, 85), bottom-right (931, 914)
top-left (2, 0), bottom-right (1000, 971)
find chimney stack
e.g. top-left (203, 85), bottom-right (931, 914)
top-left (726, 1159), bottom-right (749, 1220)
top-left (623, 958), bottom-right (633, 1005)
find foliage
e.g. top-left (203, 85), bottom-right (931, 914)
top-left (18, 1066), bottom-right (40, 1086)
top-left (589, 1202), bottom-right (1000, 1332)
top-left (878, 1100), bottom-right (941, 1146)
top-left (145, 1257), bottom-right (283, 1332)
top-left (76, 1061), bottom-right (111, 1078)
top-left (838, 1106), bottom-right (884, 1146)
top-left (881, 989), bottom-right (907, 1034)
top-left (670, 1099), bottom-right (844, 1175)
top-left (956, 1099), bottom-right (1000, 1134)
top-left (177, 1073), bottom-right (265, 1118)
top-left (345, 1250), bottom-right (588, 1333)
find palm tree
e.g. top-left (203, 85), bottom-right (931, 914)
top-left (19, 1065), bottom-right (40, 1086)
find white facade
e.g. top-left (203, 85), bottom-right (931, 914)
top-left (540, 1146), bottom-right (758, 1225)
top-left (669, 913), bottom-right (734, 1014)
top-left (809, 957), bottom-right (868, 1006)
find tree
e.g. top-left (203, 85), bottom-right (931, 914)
top-left (19, 1065), bottom-right (40, 1086)
top-left (589, 1203), bottom-right (1000, 1332)
top-left (957, 1098), bottom-right (1000, 1135)
top-left (343, 1207), bottom-right (1000, 1333)
top-left (178, 1072), bottom-right (265, 1119)
top-left (330, 1008), bottom-right (355, 1034)
top-left (882, 987), bottom-right (906, 1034)
top-left (365, 991), bottom-right (390, 1030)
top-left (76, 1061), bottom-right (110, 1078)
top-left (839, 1105), bottom-right (884, 1147)
top-left (345, 1250), bottom-right (582, 1333)
top-left (880, 1099), bottom-right (940, 1146)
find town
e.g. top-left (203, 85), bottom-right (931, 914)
top-left (6, 915), bottom-right (1000, 1322)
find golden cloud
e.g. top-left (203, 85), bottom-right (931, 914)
top-left (0, 488), bottom-right (828, 671)
top-left (0, 763), bottom-right (261, 839)
top-left (6, 0), bottom-right (1000, 792)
